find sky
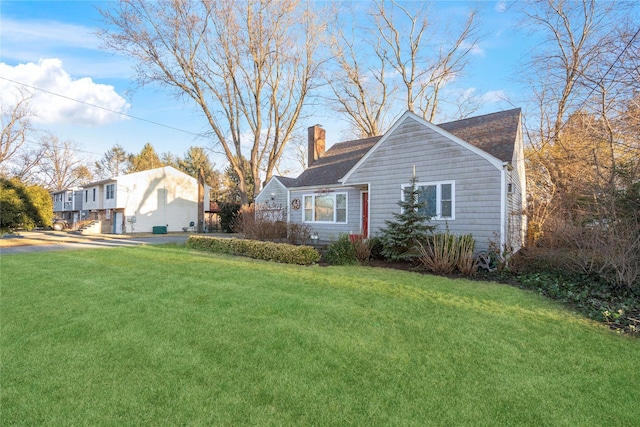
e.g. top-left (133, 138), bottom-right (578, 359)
top-left (0, 0), bottom-right (534, 175)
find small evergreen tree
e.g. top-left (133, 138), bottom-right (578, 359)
top-left (379, 174), bottom-right (436, 261)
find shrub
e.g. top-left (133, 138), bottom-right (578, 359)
top-left (417, 233), bottom-right (456, 275)
top-left (0, 178), bottom-right (53, 230)
top-left (218, 202), bottom-right (242, 233)
top-left (287, 222), bottom-right (313, 245)
top-left (187, 236), bottom-right (320, 265)
top-left (237, 204), bottom-right (288, 241)
top-left (351, 235), bottom-right (372, 264)
top-left (514, 270), bottom-right (640, 334)
top-left (368, 236), bottom-right (385, 260)
top-left (324, 234), bottom-right (358, 266)
top-left (456, 234), bottom-right (478, 277)
top-left (417, 232), bottom-right (478, 277)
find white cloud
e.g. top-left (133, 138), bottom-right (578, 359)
top-left (480, 90), bottom-right (508, 103)
top-left (0, 59), bottom-right (130, 126)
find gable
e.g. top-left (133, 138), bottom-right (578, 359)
top-left (342, 112), bottom-right (508, 184)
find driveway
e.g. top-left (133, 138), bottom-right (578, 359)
top-left (0, 231), bottom-right (192, 255)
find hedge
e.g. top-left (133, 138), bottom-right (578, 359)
top-left (186, 236), bottom-right (321, 265)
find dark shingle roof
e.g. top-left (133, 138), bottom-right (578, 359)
top-left (273, 176), bottom-right (298, 188)
top-left (285, 108), bottom-right (521, 188)
top-left (294, 136), bottom-right (381, 187)
top-left (438, 108), bottom-right (521, 162)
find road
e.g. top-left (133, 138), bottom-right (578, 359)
top-left (0, 231), bottom-right (192, 255)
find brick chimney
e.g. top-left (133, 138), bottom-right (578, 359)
top-left (308, 125), bottom-right (325, 167)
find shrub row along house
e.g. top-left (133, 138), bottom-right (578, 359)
top-left (51, 166), bottom-right (211, 234)
top-left (256, 109), bottom-right (526, 253)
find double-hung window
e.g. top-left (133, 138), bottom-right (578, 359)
top-left (303, 193), bottom-right (347, 223)
top-left (403, 181), bottom-right (455, 220)
top-left (106, 184), bottom-right (115, 200)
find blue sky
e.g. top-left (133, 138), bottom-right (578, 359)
top-left (0, 0), bottom-right (533, 174)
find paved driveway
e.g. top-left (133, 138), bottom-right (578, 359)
top-left (0, 231), bottom-right (192, 255)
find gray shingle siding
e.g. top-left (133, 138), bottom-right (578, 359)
top-left (289, 186), bottom-right (363, 241)
top-left (345, 117), bottom-right (503, 252)
top-left (254, 109), bottom-right (525, 253)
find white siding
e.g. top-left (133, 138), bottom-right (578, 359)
top-left (115, 166), bottom-right (208, 233)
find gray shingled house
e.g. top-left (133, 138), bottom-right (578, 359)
top-left (256, 109), bottom-right (526, 253)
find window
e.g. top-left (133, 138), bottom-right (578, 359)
top-left (403, 181), bottom-right (454, 220)
top-left (106, 184), bottom-right (115, 200)
top-left (303, 193), bottom-right (347, 223)
top-left (85, 190), bottom-right (88, 202)
top-left (67, 192), bottom-right (73, 202)
top-left (93, 188), bottom-right (96, 202)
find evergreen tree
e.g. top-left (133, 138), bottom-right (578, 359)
top-left (379, 174), bottom-right (436, 261)
top-left (127, 143), bottom-right (164, 173)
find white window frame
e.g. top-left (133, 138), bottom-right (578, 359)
top-left (302, 192), bottom-right (348, 223)
top-left (106, 184), bottom-right (115, 200)
top-left (402, 180), bottom-right (455, 220)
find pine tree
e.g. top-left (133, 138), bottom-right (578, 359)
top-left (379, 174), bottom-right (436, 261)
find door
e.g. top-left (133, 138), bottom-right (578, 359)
top-left (361, 192), bottom-right (369, 237)
top-left (114, 212), bottom-right (124, 234)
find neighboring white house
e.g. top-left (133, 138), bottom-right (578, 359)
top-left (256, 109), bottom-right (527, 253)
top-left (80, 166), bottom-right (210, 234)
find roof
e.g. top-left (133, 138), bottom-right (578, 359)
top-left (294, 136), bottom-right (381, 187)
top-left (272, 176), bottom-right (298, 188)
top-left (438, 108), bottom-right (521, 162)
top-left (285, 108), bottom-right (521, 188)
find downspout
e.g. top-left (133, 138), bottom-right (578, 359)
top-left (500, 162), bottom-right (513, 251)
top-left (500, 164), bottom-right (507, 251)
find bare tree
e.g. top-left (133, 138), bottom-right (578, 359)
top-left (324, 4), bottom-right (395, 138)
top-left (98, 0), bottom-right (326, 203)
top-left (94, 144), bottom-right (128, 179)
top-left (520, 0), bottom-right (639, 235)
top-left (37, 135), bottom-right (93, 191)
top-left (324, 1), bottom-right (480, 137)
top-left (372, 0), bottom-right (480, 122)
top-left (0, 89), bottom-right (34, 175)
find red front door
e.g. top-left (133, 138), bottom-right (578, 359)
top-left (361, 192), bottom-right (369, 237)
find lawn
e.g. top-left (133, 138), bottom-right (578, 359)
top-left (2, 245), bottom-right (639, 426)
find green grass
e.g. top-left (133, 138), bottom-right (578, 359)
top-left (2, 246), bottom-right (639, 426)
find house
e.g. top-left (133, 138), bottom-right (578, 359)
top-left (79, 166), bottom-right (210, 234)
top-left (256, 109), bottom-right (526, 253)
top-left (51, 187), bottom-right (87, 226)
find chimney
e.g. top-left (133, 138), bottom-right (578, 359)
top-left (308, 125), bottom-right (325, 167)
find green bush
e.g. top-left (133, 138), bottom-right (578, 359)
top-left (513, 270), bottom-right (640, 334)
top-left (218, 202), bottom-right (242, 233)
top-left (0, 178), bottom-right (53, 230)
top-left (187, 236), bottom-right (320, 265)
top-left (324, 234), bottom-right (358, 266)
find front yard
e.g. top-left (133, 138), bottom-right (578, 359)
top-left (2, 246), bottom-right (639, 425)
